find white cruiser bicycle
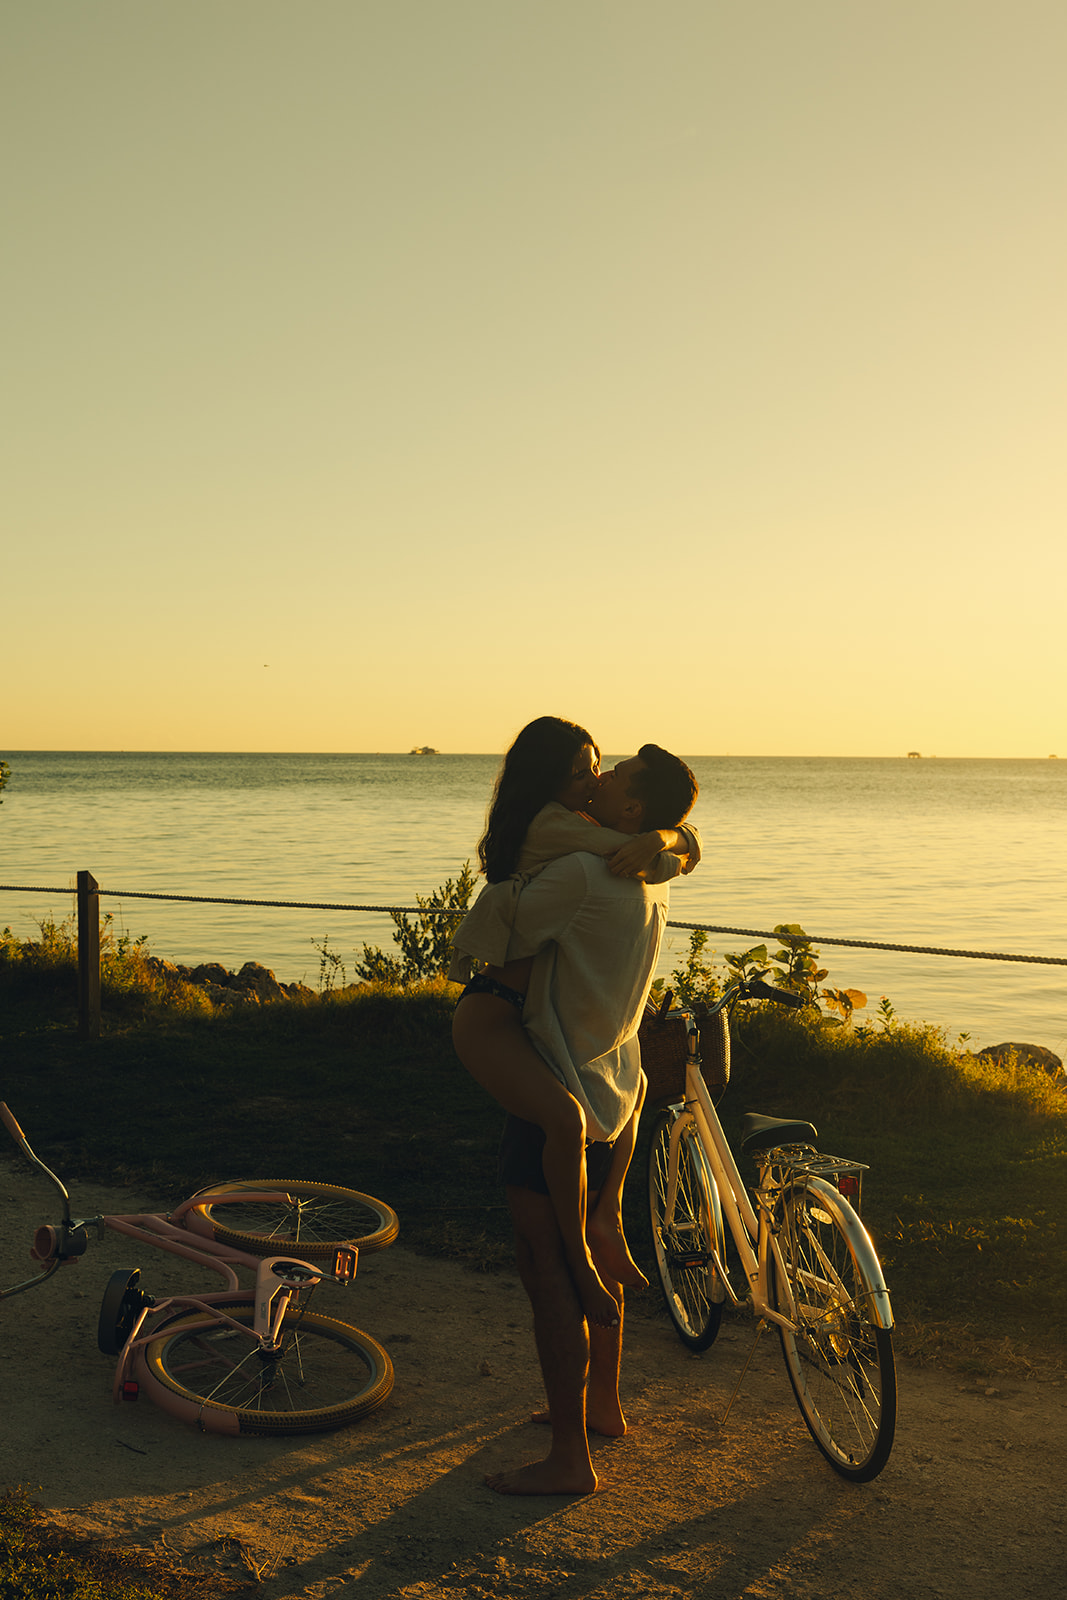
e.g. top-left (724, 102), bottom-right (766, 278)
top-left (644, 974), bottom-right (896, 1482)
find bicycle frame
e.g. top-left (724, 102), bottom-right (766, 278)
top-left (661, 1025), bottom-right (893, 1337)
top-left (0, 1103), bottom-right (358, 1396)
top-left (94, 1207), bottom-right (357, 1398)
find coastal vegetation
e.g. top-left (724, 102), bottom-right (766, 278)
top-left (2, 911), bottom-right (1063, 1382)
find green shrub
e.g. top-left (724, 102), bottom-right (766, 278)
top-left (354, 862), bottom-right (476, 985)
top-left (0, 916), bottom-right (212, 1020)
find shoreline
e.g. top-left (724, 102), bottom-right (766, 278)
top-left (142, 950), bottom-right (1064, 1075)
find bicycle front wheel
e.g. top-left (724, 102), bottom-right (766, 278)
top-left (185, 1180), bottom-right (399, 1260)
top-left (138, 1303), bottom-right (394, 1435)
top-left (647, 1109), bottom-right (726, 1351)
top-left (773, 1181), bottom-right (896, 1481)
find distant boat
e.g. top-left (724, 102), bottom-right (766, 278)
top-left (409, 746), bottom-right (439, 755)
top-left (907, 751), bottom-right (922, 759)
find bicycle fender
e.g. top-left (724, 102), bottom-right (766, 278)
top-left (797, 1176), bottom-right (894, 1331)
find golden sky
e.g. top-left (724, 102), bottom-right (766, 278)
top-left (4, 2), bottom-right (1065, 756)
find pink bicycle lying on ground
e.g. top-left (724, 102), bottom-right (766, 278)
top-left (0, 1101), bottom-right (398, 1436)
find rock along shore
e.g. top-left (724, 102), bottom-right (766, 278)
top-left (145, 955), bottom-right (315, 1007)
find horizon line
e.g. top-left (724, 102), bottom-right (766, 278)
top-left (3, 749), bottom-right (1061, 762)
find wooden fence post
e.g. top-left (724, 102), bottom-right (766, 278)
top-left (77, 870), bottom-right (101, 1039)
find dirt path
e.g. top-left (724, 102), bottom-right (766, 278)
top-left (2, 1160), bottom-right (1064, 1599)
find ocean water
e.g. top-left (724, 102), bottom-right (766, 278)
top-left (1, 752), bottom-right (1064, 1055)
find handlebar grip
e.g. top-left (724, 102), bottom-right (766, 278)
top-left (0, 1102), bottom-right (28, 1143)
top-left (746, 979), bottom-right (806, 1008)
top-left (657, 988), bottom-right (674, 1018)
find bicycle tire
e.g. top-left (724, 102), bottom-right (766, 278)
top-left (137, 1302), bottom-right (394, 1435)
top-left (773, 1180), bottom-right (896, 1481)
top-left (184, 1180), bottom-right (399, 1260)
top-left (647, 1109), bottom-right (726, 1351)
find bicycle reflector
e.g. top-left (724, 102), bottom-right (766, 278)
top-left (837, 1174), bottom-right (862, 1209)
top-left (122, 1381), bottom-right (140, 1402)
top-left (669, 1251), bottom-right (712, 1270)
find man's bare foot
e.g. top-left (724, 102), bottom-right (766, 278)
top-left (587, 1212), bottom-right (649, 1290)
top-left (486, 1458), bottom-right (598, 1496)
top-left (529, 1407), bottom-right (627, 1439)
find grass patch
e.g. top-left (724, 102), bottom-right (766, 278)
top-left (0, 937), bottom-right (512, 1267)
top-left (0, 1487), bottom-right (248, 1599)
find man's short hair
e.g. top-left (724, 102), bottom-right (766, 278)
top-left (629, 745), bottom-right (698, 831)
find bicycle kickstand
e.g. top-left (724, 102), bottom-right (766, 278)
top-left (720, 1320), bottom-right (769, 1429)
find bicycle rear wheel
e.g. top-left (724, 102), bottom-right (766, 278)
top-left (138, 1303), bottom-right (394, 1435)
top-left (647, 1109), bottom-right (726, 1351)
top-left (185, 1180), bottom-right (399, 1260)
top-left (773, 1180), bottom-right (896, 1481)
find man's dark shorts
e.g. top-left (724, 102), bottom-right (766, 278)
top-left (498, 1114), bottom-right (615, 1195)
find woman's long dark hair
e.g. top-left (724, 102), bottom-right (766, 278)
top-left (478, 716), bottom-right (597, 882)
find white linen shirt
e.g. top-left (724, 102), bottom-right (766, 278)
top-left (502, 852), bottom-right (671, 1143)
top-left (448, 802), bottom-right (699, 982)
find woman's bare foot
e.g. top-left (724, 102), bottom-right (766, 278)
top-left (486, 1457), bottom-right (598, 1496)
top-left (575, 1262), bottom-right (621, 1328)
top-left (587, 1212), bottom-right (649, 1290)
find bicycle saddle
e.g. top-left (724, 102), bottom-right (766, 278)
top-left (740, 1113), bottom-right (818, 1154)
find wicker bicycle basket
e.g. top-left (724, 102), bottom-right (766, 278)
top-left (638, 1002), bottom-right (730, 1104)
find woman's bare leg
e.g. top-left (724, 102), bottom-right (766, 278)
top-left (452, 995), bottom-right (619, 1327)
top-left (586, 1079), bottom-right (649, 1290)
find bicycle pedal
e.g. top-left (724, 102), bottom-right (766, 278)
top-left (333, 1247), bottom-right (358, 1282)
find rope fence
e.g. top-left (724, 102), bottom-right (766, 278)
top-left (665, 922), bottom-right (1067, 967)
top-left (3, 882), bottom-right (1064, 969)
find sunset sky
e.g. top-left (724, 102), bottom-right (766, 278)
top-left (4, 2), bottom-right (1065, 757)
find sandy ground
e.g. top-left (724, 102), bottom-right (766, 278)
top-left (2, 1157), bottom-right (1065, 1600)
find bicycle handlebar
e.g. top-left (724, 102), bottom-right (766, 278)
top-left (1, 1100), bottom-right (73, 1212)
top-left (744, 977), bottom-right (805, 1008)
top-left (0, 1101), bottom-right (28, 1148)
top-left (657, 972), bottom-right (806, 1021)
